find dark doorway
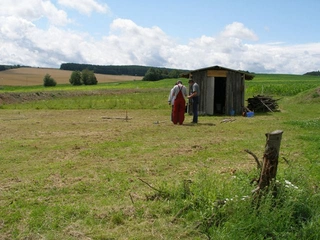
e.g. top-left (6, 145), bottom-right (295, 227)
top-left (214, 77), bottom-right (226, 114)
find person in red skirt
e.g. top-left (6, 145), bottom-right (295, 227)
top-left (168, 82), bottom-right (178, 122)
top-left (171, 80), bottom-right (187, 125)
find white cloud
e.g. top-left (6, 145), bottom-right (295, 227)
top-left (1, 0), bottom-right (44, 21)
top-left (245, 43), bottom-right (320, 73)
top-left (94, 19), bottom-right (174, 66)
top-left (42, 1), bottom-right (71, 26)
top-left (0, 16), bottom-right (36, 40)
top-left (0, 0), bottom-right (70, 26)
top-left (58, 0), bottom-right (110, 15)
top-left (0, 1), bottom-right (319, 75)
top-left (220, 22), bottom-right (258, 41)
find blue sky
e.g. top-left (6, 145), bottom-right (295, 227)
top-left (104, 0), bottom-right (319, 44)
top-left (1, 0), bottom-right (320, 74)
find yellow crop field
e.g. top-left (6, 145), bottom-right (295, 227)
top-left (0, 67), bottom-right (143, 86)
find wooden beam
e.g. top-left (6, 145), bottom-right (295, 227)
top-left (258, 130), bottom-right (284, 191)
top-left (252, 130), bottom-right (284, 208)
top-left (207, 70), bottom-right (227, 77)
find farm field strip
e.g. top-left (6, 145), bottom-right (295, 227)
top-left (0, 67), bottom-right (143, 86)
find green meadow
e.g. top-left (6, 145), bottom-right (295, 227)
top-left (0, 74), bottom-right (320, 239)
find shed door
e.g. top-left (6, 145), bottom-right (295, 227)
top-left (214, 77), bottom-right (227, 114)
top-left (205, 76), bottom-right (215, 115)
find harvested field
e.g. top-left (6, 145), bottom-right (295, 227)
top-left (0, 67), bottom-right (143, 86)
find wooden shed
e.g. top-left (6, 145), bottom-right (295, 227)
top-left (184, 65), bottom-right (254, 116)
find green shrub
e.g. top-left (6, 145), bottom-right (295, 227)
top-left (69, 70), bottom-right (82, 85)
top-left (43, 74), bottom-right (57, 87)
top-left (81, 69), bottom-right (98, 85)
top-left (69, 69), bottom-right (98, 85)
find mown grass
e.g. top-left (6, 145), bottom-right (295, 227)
top-left (0, 74), bottom-right (320, 239)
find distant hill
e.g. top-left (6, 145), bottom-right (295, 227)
top-left (304, 71), bottom-right (320, 76)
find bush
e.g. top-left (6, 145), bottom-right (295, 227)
top-left (82, 69), bottom-right (98, 85)
top-left (143, 67), bottom-right (166, 81)
top-left (69, 71), bottom-right (82, 85)
top-left (69, 69), bottom-right (98, 86)
top-left (43, 74), bottom-right (57, 87)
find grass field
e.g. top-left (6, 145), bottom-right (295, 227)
top-left (0, 72), bottom-right (320, 239)
top-left (0, 68), bottom-right (143, 86)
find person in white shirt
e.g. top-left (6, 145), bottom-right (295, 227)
top-left (168, 83), bottom-right (177, 122)
top-left (171, 81), bottom-right (188, 125)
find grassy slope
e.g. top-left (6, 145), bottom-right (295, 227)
top-left (0, 74), bottom-right (320, 239)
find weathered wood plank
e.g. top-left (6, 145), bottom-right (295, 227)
top-left (258, 130), bottom-right (284, 190)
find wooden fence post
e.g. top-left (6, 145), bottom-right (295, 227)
top-left (257, 130), bottom-right (284, 191)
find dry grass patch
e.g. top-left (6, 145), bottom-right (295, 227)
top-left (0, 108), bottom-right (262, 238)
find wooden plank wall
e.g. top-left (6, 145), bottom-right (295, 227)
top-left (205, 76), bottom-right (215, 115)
top-left (191, 71), bottom-right (206, 115)
top-left (226, 71), bottom-right (244, 115)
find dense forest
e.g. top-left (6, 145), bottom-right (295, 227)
top-left (60, 63), bottom-right (189, 81)
top-left (60, 63), bottom-right (150, 76)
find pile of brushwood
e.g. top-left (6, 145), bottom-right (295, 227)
top-left (246, 95), bottom-right (280, 112)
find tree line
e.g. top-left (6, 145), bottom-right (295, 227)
top-left (60, 63), bottom-right (149, 76)
top-left (304, 71), bottom-right (320, 76)
top-left (142, 67), bottom-right (186, 81)
top-left (0, 65), bottom-right (29, 71)
top-left (60, 63), bottom-right (189, 81)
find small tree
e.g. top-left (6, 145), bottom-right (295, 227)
top-left (168, 69), bottom-right (181, 78)
top-left (82, 69), bottom-right (98, 85)
top-left (43, 74), bottom-right (57, 87)
top-left (69, 71), bottom-right (82, 85)
top-left (143, 67), bottom-right (163, 81)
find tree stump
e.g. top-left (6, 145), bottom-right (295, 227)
top-left (258, 130), bottom-right (283, 191)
